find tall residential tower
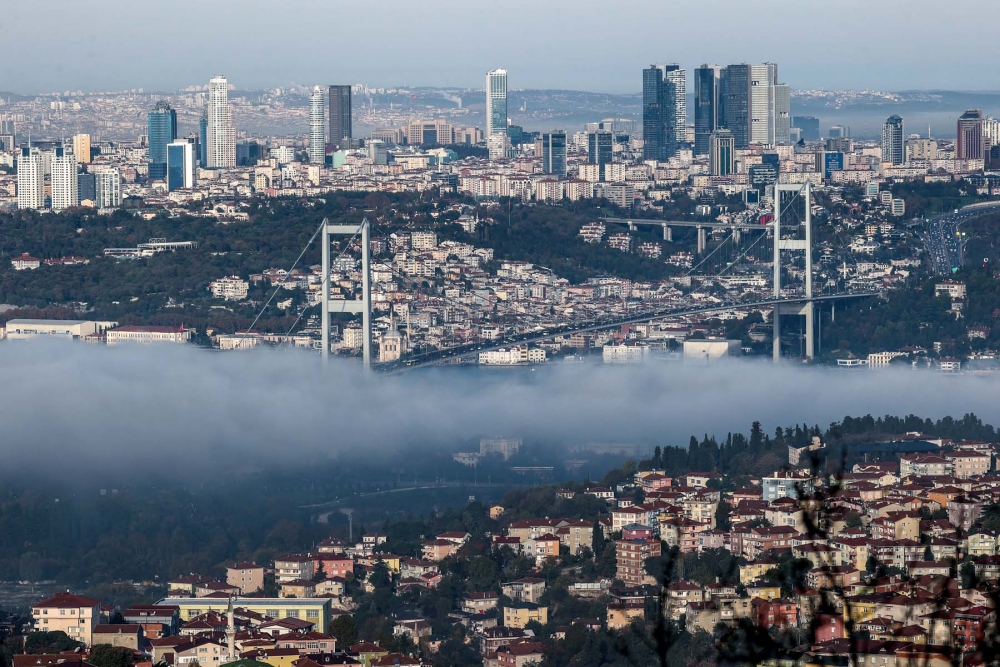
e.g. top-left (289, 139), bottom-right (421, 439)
top-left (17, 148), bottom-right (45, 210)
top-left (308, 86), bottom-right (325, 163)
top-left (206, 76), bottom-right (236, 168)
top-left (51, 152), bottom-right (79, 211)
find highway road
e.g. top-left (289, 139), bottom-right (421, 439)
top-left (921, 202), bottom-right (1000, 274)
top-left (382, 292), bottom-right (878, 372)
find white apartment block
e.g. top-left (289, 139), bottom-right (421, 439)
top-left (603, 343), bottom-right (650, 364)
top-left (210, 276), bottom-right (249, 301)
top-left (106, 326), bottom-right (192, 345)
top-left (411, 231), bottom-right (438, 249)
top-left (95, 168), bottom-right (122, 208)
top-left (51, 154), bottom-right (79, 211)
top-left (17, 152), bottom-right (45, 210)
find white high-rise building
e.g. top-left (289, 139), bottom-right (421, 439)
top-left (16, 150), bottom-right (45, 210)
top-left (206, 75), bottom-right (236, 168)
top-left (308, 85), bottom-right (325, 164)
top-left (486, 68), bottom-right (508, 138)
top-left (750, 63), bottom-right (778, 145)
top-left (51, 153), bottom-right (79, 211)
top-left (94, 168), bottom-right (122, 208)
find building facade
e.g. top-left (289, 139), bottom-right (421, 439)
top-left (957, 109), bottom-right (985, 160)
top-left (328, 85), bottom-right (352, 150)
top-left (642, 65), bottom-right (680, 161)
top-left (32, 593), bottom-right (101, 646)
top-left (16, 149), bottom-right (45, 210)
top-left (51, 153), bottom-right (79, 211)
top-left (308, 85), bottom-right (326, 163)
top-left (882, 115), bottom-right (905, 165)
top-left (541, 131), bottom-right (567, 176)
top-left (148, 101), bottom-right (178, 180)
top-left (694, 65), bottom-right (721, 155)
top-left (206, 76), bottom-right (236, 168)
top-left (710, 129), bottom-right (735, 176)
top-left (167, 141), bottom-right (195, 191)
top-left (486, 69), bottom-right (508, 139)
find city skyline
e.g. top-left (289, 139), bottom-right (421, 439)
top-left (7, 0), bottom-right (1000, 96)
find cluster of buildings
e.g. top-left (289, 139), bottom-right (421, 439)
top-left (4, 66), bottom-right (999, 215)
top-left (24, 432), bottom-right (1000, 666)
top-left (3, 66), bottom-right (1000, 366)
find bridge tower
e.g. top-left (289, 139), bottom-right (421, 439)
top-left (772, 182), bottom-right (814, 361)
top-left (321, 218), bottom-right (372, 371)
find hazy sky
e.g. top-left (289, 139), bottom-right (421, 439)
top-left (8, 0), bottom-right (1000, 95)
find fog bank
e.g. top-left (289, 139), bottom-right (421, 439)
top-left (0, 341), bottom-right (994, 476)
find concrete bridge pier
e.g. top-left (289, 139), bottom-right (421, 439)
top-left (696, 226), bottom-right (707, 253)
top-left (662, 224), bottom-right (672, 242)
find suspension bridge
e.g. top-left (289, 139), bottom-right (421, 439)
top-left (244, 182), bottom-right (881, 370)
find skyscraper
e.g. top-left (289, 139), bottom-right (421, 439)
top-left (199, 112), bottom-right (208, 165)
top-left (167, 141), bottom-right (196, 191)
top-left (541, 131), bottom-right (567, 176)
top-left (148, 101), bottom-right (177, 180)
top-left (719, 64), bottom-right (750, 149)
top-left (72, 134), bottom-right (91, 164)
top-left (773, 84), bottom-right (790, 145)
top-left (588, 130), bottom-right (613, 170)
top-left (749, 63), bottom-right (778, 144)
top-left (663, 65), bottom-right (686, 129)
top-left (308, 86), bottom-right (325, 164)
top-left (206, 76), bottom-right (236, 169)
top-left (16, 148), bottom-right (45, 210)
top-left (882, 115), bottom-right (905, 165)
top-left (486, 69), bottom-right (508, 138)
top-left (709, 129), bottom-right (735, 176)
top-left (642, 65), bottom-right (679, 161)
top-left (957, 109), bottom-right (985, 160)
top-left (694, 65), bottom-right (721, 155)
top-left (51, 153), bottom-right (79, 211)
top-left (0, 120), bottom-right (14, 152)
top-left (328, 85), bottom-right (352, 151)
top-left (95, 168), bottom-right (122, 208)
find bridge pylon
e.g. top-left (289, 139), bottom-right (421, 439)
top-left (321, 218), bottom-right (372, 371)
top-left (772, 182), bottom-right (814, 362)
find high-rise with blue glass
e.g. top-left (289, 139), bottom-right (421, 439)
top-left (199, 112), bottom-right (208, 165)
top-left (167, 141), bottom-right (195, 191)
top-left (147, 101), bottom-right (177, 181)
top-left (642, 65), bottom-right (679, 161)
top-left (694, 65), bottom-right (721, 156)
top-left (541, 131), bottom-right (567, 176)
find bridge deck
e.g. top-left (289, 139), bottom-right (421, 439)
top-left (381, 292), bottom-right (878, 372)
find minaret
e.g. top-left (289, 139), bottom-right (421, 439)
top-left (226, 596), bottom-right (235, 659)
